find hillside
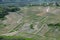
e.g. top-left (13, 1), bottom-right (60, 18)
top-left (0, 6), bottom-right (60, 40)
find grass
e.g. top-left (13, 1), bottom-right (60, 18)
top-left (0, 36), bottom-right (33, 40)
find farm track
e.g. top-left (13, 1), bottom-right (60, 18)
top-left (34, 16), bottom-right (48, 34)
top-left (1, 12), bottom-right (47, 34)
top-left (2, 16), bottom-right (49, 37)
top-left (1, 12), bottom-right (25, 33)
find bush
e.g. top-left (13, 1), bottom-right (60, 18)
top-left (30, 24), bottom-right (34, 29)
top-left (48, 24), bottom-right (54, 26)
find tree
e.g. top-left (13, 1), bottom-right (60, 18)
top-left (0, 7), bottom-right (8, 18)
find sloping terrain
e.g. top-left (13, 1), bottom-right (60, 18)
top-left (0, 6), bottom-right (60, 40)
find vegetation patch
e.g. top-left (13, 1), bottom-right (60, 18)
top-left (0, 7), bottom-right (9, 19)
top-left (0, 36), bottom-right (33, 40)
top-left (5, 6), bottom-right (20, 12)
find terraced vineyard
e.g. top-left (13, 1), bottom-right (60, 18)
top-left (0, 6), bottom-right (60, 40)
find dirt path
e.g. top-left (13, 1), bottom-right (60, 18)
top-left (2, 12), bottom-right (24, 33)
top-left (34, 16), bottom-right (48, 35)
top-left (1, 31), bottom-right (18, 36)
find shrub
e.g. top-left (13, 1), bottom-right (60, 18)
top-left (30, 24), bottom-right (34, 29)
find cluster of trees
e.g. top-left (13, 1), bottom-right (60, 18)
top-left (48, 23), bottom-right (60, 26)
top-left (5, 6), bottom-right (20, 12)
top-left (48, 23), bottom-right (60, 28)
top-left (0, 6), bottom-right (20, 19)
top-left (0, 7), bottom-right (8, 19)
